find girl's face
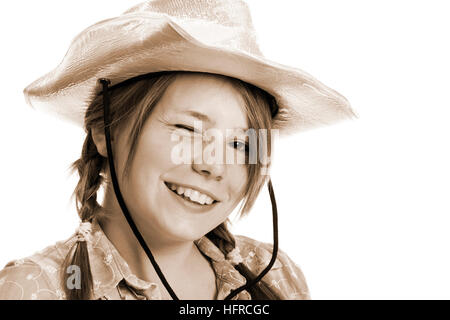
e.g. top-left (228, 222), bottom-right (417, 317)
top-left (111, 73), bottom-right (249, 243)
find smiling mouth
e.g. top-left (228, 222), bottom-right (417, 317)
top-left (164, 181), bottom-right (218, 206)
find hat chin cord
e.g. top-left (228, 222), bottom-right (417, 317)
top-left (99, 78), bottom-right (279, 300)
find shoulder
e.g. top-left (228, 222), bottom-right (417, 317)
top-left (0, 237), bottom-right (76, 300)
top-left (234, 235), bottom-right (311, 300)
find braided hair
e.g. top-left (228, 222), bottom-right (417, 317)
top-left (206, 223), bottom-right (281, 299)
top-left (61, 130), bottom-right (105, 299)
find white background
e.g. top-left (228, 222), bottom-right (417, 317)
top-left (1, 1), bottom-right (449, 299)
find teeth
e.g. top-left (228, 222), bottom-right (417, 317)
top-left (168, 183), bottom-right (215, 205)
top-left (176, 186), bottom-right (185, 195)
top-left (199, 194), bottom-right (207, 205)
top-left (191, 190), bottom-right (201, 203)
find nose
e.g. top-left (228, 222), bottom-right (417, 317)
top-left (192, 143), bottom-right (224, 181)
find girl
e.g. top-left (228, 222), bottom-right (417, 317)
top-left (0, 0), bottom-right (354, 300)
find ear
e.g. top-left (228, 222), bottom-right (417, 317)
top-left (91, 127), bottom-right (108, 158)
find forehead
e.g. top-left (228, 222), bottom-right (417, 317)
top-left (157, 73), bottom-right (248, 129)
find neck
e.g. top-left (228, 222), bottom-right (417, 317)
top-left (102, 215), bottom-right (196, 261)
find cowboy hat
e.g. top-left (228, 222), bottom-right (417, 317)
top-left (23, 0), bottom-right (356, 135)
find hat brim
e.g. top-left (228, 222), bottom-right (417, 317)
top-left (24, 12), bottom-right (356, 135)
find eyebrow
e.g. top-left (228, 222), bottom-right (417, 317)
top-left (181, 110), bottom-right (249, 130)
top-left (182, 110), bottom-right (214, 124)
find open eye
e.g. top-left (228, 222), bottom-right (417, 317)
top-left (230, 140), bottom-right (249, 153)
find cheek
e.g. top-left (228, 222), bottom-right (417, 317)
top-left (122, 130), bottom-right (177, 205)
top-left (133, 128), bottom-right (177, 173)
top-left (227, 165), bottom-right (248, 201)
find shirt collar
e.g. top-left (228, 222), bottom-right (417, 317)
top-left (86, 219), bottom-right (249, 300)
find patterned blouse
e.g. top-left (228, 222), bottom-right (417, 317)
top-left (0, 220), bottom-right (310, 300)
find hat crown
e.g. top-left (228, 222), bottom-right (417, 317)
top-left (124, 0), bottom-right (262, 55)
top-left (24, 0), bottom-right (354, 134)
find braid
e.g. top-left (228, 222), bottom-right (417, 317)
top-left (206, 222), bottom-right (281, 300)
top-left (74, 130), bottom-right (106, 221)
top-left (61, 130), bottom-right (106, 299)
top-left (207, 222), bottom-right (236, 253)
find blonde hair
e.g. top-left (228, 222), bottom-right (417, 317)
top-left (61, 71), bottom-right (279, 299)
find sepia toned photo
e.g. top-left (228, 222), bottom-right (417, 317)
top-left (1, 0), bottom-right (449, 306)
